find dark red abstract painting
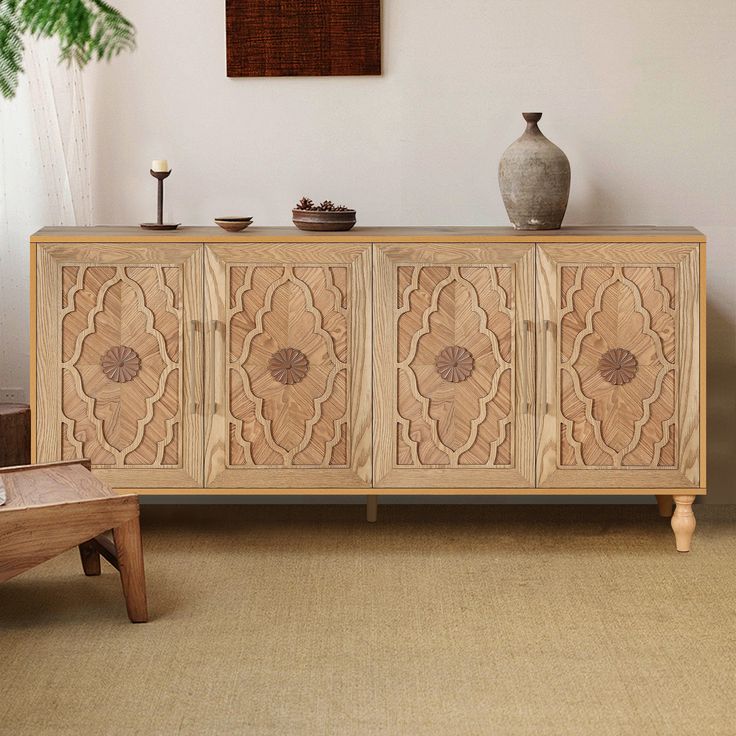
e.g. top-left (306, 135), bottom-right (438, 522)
top-left (226, 0), bottom-right (381, 77)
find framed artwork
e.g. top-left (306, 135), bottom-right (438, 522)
top-left (226, 0), bottom-right (381, 77)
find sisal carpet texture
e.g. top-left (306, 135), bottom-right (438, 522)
top-left (1, 504), bottom-right (735, 736)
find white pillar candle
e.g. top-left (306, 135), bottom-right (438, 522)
top-left (151, 159), bottom-right (169, 172)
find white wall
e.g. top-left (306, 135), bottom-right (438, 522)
top-left (0, 82), bottom-right (45, 403)
top-left (3, 1), bottom-right (736, 500)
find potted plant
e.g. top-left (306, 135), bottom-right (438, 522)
top-left (292, 197), bottom-right (357, 231)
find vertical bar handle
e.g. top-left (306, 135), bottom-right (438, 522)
top-left (522, 319), bottom-right (534, 414)
top-left (189, 320), bottom-right (200, 415)
top-left (542, 319), bottom-right (556, 416)
top-left (209, 320), bottom-right (221, 415)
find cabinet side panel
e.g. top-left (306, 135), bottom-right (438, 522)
top-left (699, 242), bottom-right (707, 488)
top-left (679, 246), bottom-right (700, 485)
top-left (36, 245), bottom-right (62, 463)
top-left (30, 241), bottom-right (37, 462)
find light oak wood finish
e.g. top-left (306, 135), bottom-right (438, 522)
top-left (204, 243), bottom-right (372, 488)
top-left (536, 243), bottom-right (700, 489)
top-left (36, 243), bottom-right (203, 488)
top-left (30, 228), bottom-right (706, 551)
top-left (672, 495), bottom-right (696, 552)
top-left (0, 460), bottom-right (148, 620)
top-left (30, 241), bottom-right (37, 462)
top-left (102, 485), bottom-right (706, 496)
top-left (374, 243), bottom-right (535, 487)
top-left (32, 226), bottom-right (705, 244)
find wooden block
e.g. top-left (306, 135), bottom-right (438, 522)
top-left (0, 404), bottom-right (30, 468)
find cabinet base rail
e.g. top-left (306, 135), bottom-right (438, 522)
top-left (110, 489), bottom-right (701, 552)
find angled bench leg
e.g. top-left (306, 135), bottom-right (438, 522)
top-left (79, 540), bottom-right (101, 576)
top-left (113, 518), bottom-right (148, 623)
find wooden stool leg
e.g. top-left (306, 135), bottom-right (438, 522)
top-left (671, 495), bottom-right (696, 553)
top-left (113, 518), bottom-right (148, 623)
top-left (366, 494), bottom-right (378, 523)
top-left (655, 494), bottom-right (673, 518)
top-left (79, 540), bottom-right (101, 576)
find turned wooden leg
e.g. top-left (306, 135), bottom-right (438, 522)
top-left (671, 495), bottom-right (696, 552)
top-left (79, 540), bottom-right (101, 576)
top-left (366, 494), bottom-right (378, 523)
top-left (655, 494), bottom-right (673, 518)
top-left (112, 518), bottom-right (148, 623)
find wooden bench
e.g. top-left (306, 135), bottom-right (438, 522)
top-left (0, 460), bottom-right (148, 622)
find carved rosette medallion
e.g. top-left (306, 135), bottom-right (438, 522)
top-left (100, 345), bottom-right (141, 383)
top-left (598, 347), bottom-right (638, 385)
top-left (435, 345), bottom-right (474, 383)
top-left (268, 347), bottom-right (309, 385)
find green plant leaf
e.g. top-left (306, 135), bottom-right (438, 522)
top-left (0, 0), bottom-right (135, 98)
top-left (0, 1), bottom-right (25, 98)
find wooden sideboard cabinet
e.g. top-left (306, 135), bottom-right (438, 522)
top-left (31, 227), bottom-right (706, 551)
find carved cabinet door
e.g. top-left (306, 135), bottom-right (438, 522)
top-left (537, 243), bottom-right (701, 488)
top-left (204, 243), bottom-right (372, 488)
top-left (36, 243), bottom-right (203, 488)
top-left (373, 243), bottom-right (535, 488)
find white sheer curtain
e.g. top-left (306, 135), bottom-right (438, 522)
top-left (0, 38), bottom-right (92, 405)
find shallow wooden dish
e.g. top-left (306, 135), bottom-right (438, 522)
top-left (215, 217), bottom-right (253, 232)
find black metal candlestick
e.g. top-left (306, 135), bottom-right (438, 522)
top-left (140, 169), bottom-right (180, 230)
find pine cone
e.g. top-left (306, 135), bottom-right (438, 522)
top-left (334, 205), bottom-right (350, 211)
top-left (295, 197), bottom-right (315, 210)
top-left (318, 200), bottom-right (335, 211)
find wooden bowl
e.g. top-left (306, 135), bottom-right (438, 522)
top-left (292, 210), bottom-right (356, 231)
top-left (215, 217), bottom-right (253, 232)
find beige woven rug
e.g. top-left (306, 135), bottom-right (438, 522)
top-left (1, 504), bottom-right (734, 735)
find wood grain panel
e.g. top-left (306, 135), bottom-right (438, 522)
top-left (537, 243), bottom-right (700, 488)
top-left (113, 486), bottom-right (708, 496)
top-left (36, 243), bottom-right (203, 488)
top-left (226, 0), bottom-right (380, 77)
top-left (374, 243), bottom-right (535, 488)
top-left (31, 226), bottom-right (706, 245)
top-left (204, 243), bottom-right (371, 488)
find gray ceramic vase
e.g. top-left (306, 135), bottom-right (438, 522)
top-left (498, 112), bottom-right (570, 230)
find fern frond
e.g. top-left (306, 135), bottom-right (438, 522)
top-left (0, 1), bottom-right (24, 99)
top-left (0, 0), bottom-right (135, 98)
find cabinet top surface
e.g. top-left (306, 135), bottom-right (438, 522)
top-left (31, 225), bottom-right (705, 243)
